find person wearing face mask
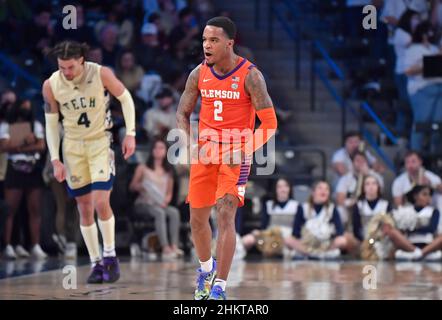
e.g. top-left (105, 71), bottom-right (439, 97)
top-left (0, 100), bottom-right (47, 259)
top-left (392, 10), bottom-right (420, 138)
top-left (404, 21), bottom-right (442, 152)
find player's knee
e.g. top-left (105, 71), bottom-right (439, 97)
top-left (95, 198), bottom-right (111, 214)
top-left (77, 201), bottom-right (93, 215)
top-left (190, 214), bottom-right (207, 231)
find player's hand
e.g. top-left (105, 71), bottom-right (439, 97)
top-left (52, 159), bottom-right (66, 183)
top-left (122, 135), bottom-right (136, 160)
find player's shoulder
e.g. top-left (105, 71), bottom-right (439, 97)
top-left (42, 78), bottom-right (55, 96)
top-left (244, 65), bottom-right (264, 86)
top-left (190, 63), bottom-right (203, 77)
top-left (186, 63), bottom-right (203, 86)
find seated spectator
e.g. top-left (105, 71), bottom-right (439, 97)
top-left (157, 0), bottom-right (181, 36)
top-left (129, 138), bottom-right (182, 260)
top-left (241, 178), bottom-right (298, 257)
top-left (392, 9), bottom-right (420, 138)
top-left (169, 7), bottom-right (201, 59)
top-left (286, 181), bottom-right (348, 259)
top-left (135, 22), bottom-right (178, 82)
top-left (0, 100), bottom-right (47, 259)
top-left (404, 21), bottom-right (442, 152)
top-left (391, 185), bottom-right (441, 261)
top-left (147, 12), bottom-right (170, 49)
top-left (392, 150), bottom-right (442, 207)
top-left (22, 5), bottom-right (53, 62)
top-left (98, 23), bottom-right (121, 67)
top-left (348, 175), bottom-right (393, 259)
top-left (115, 50), bottom-right (145, 93)
top-left (142, 86), bottom-right (177, 140)
top-left (335, 151), bottom-right (385, 225)
top-left (331, 131), bottom-right (384, 181)
top-left (87, 46), bottom-right (104, 65)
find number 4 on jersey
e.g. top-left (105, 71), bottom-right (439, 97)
top-left (77, 112), bottom-right (91, 128)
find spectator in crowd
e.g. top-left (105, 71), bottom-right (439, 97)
top-left (157, 0), bottom-right (181, 36)
top-left (23, 5), bottom-right (53, 62)
top-left (87, 46), bottom-right (104, 65)
top-left (135, 22), bottom-right (176, 81)
top-left (335, 151), bottom-right (384, 225)
top-left (169, 7), bottom-right (201, 59)
top-left (142, 86), bottom-right (177, 140)
top-left (391, 185), bottom-right (441, 261)
top-left (431, 0), bottom-right (442, 29)
top-left (1, 89), bottom-right (17, 109)
top-left (404, 21), bottom-right (442, 152)
top-left (193, 0), bottom-right (216, 23)
top-left (104, 1), bottom-right (135, 48)
top-left (393, 9), bottom-right (420, 138)
top-left (129, 138), bottom-right (182, 260)
top-left (286, 181), bottom-right (347, 259)
top-left (0, 99), bottom-right (47, 259)
top-left (147, 12), bottom-right (170, 49)
top-left (392, 150), bottom-right (442, 207)
top-left (98, 23), bottom-right (121, 67)
top-left (241, 178), bottom-right (298, 257)
top-left (348, 175), bottom-right (393, 257)
top-left (116, 50), bottom-right (145, 93)
top-left (331, 131), bottom-right (384, 180)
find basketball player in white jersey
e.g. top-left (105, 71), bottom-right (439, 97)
top-left (42, 41), bottom-right (136, 283)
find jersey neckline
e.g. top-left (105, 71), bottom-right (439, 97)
top-left (209, 58), bottom-right (247, 80)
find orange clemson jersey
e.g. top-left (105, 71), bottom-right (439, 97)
top-left (198, 57), bottom-right (256, 143)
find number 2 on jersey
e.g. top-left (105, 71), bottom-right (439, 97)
top-left (77, 112), bottom-right (91, 128)
top-left (214, 100), bottom-right (223, 121)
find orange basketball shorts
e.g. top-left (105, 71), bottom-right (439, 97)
top-left (186, 143), bottom-right (252, 208)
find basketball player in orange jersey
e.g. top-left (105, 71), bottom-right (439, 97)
top-left (176, 16), bottom-right (278, 300)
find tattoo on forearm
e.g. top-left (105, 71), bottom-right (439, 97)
top-left (245, 68), bottom-right (274, 111)
top-left (176, 65), bottom-right (200, 136)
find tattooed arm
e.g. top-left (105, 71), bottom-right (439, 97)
top-left (244, 68), bottom-right (278, 154)
top-left (245, 67), bottom-right (274, 111)
top-left (176, 65), bottom-right (200, 146)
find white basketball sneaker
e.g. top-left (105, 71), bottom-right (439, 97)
top-left (15, 245), bottom-right (30, 258)
top-left (423, 250), bottom-right (442, 262)
top-left (31, 244), bottom-right (48, 260)
top-left (3, 245), bottom-right (17, 260)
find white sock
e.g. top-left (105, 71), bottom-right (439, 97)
top-left (80, 223), bottom-right (101, 264)
top-left (98, 216), bottom-right (116, 257)
top-left (214, 279), bottom-right (226, 291)
top-left (199, 257), bottom-right (213, 273)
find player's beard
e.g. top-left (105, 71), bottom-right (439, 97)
top-left (207, 62), bottom-right (215, 67)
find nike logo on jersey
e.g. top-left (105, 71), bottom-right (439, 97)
top-left (203, 78), bottom-right (212, 83)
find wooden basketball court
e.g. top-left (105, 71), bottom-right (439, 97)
top-left (0, 258), bottom-right (441, 300)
